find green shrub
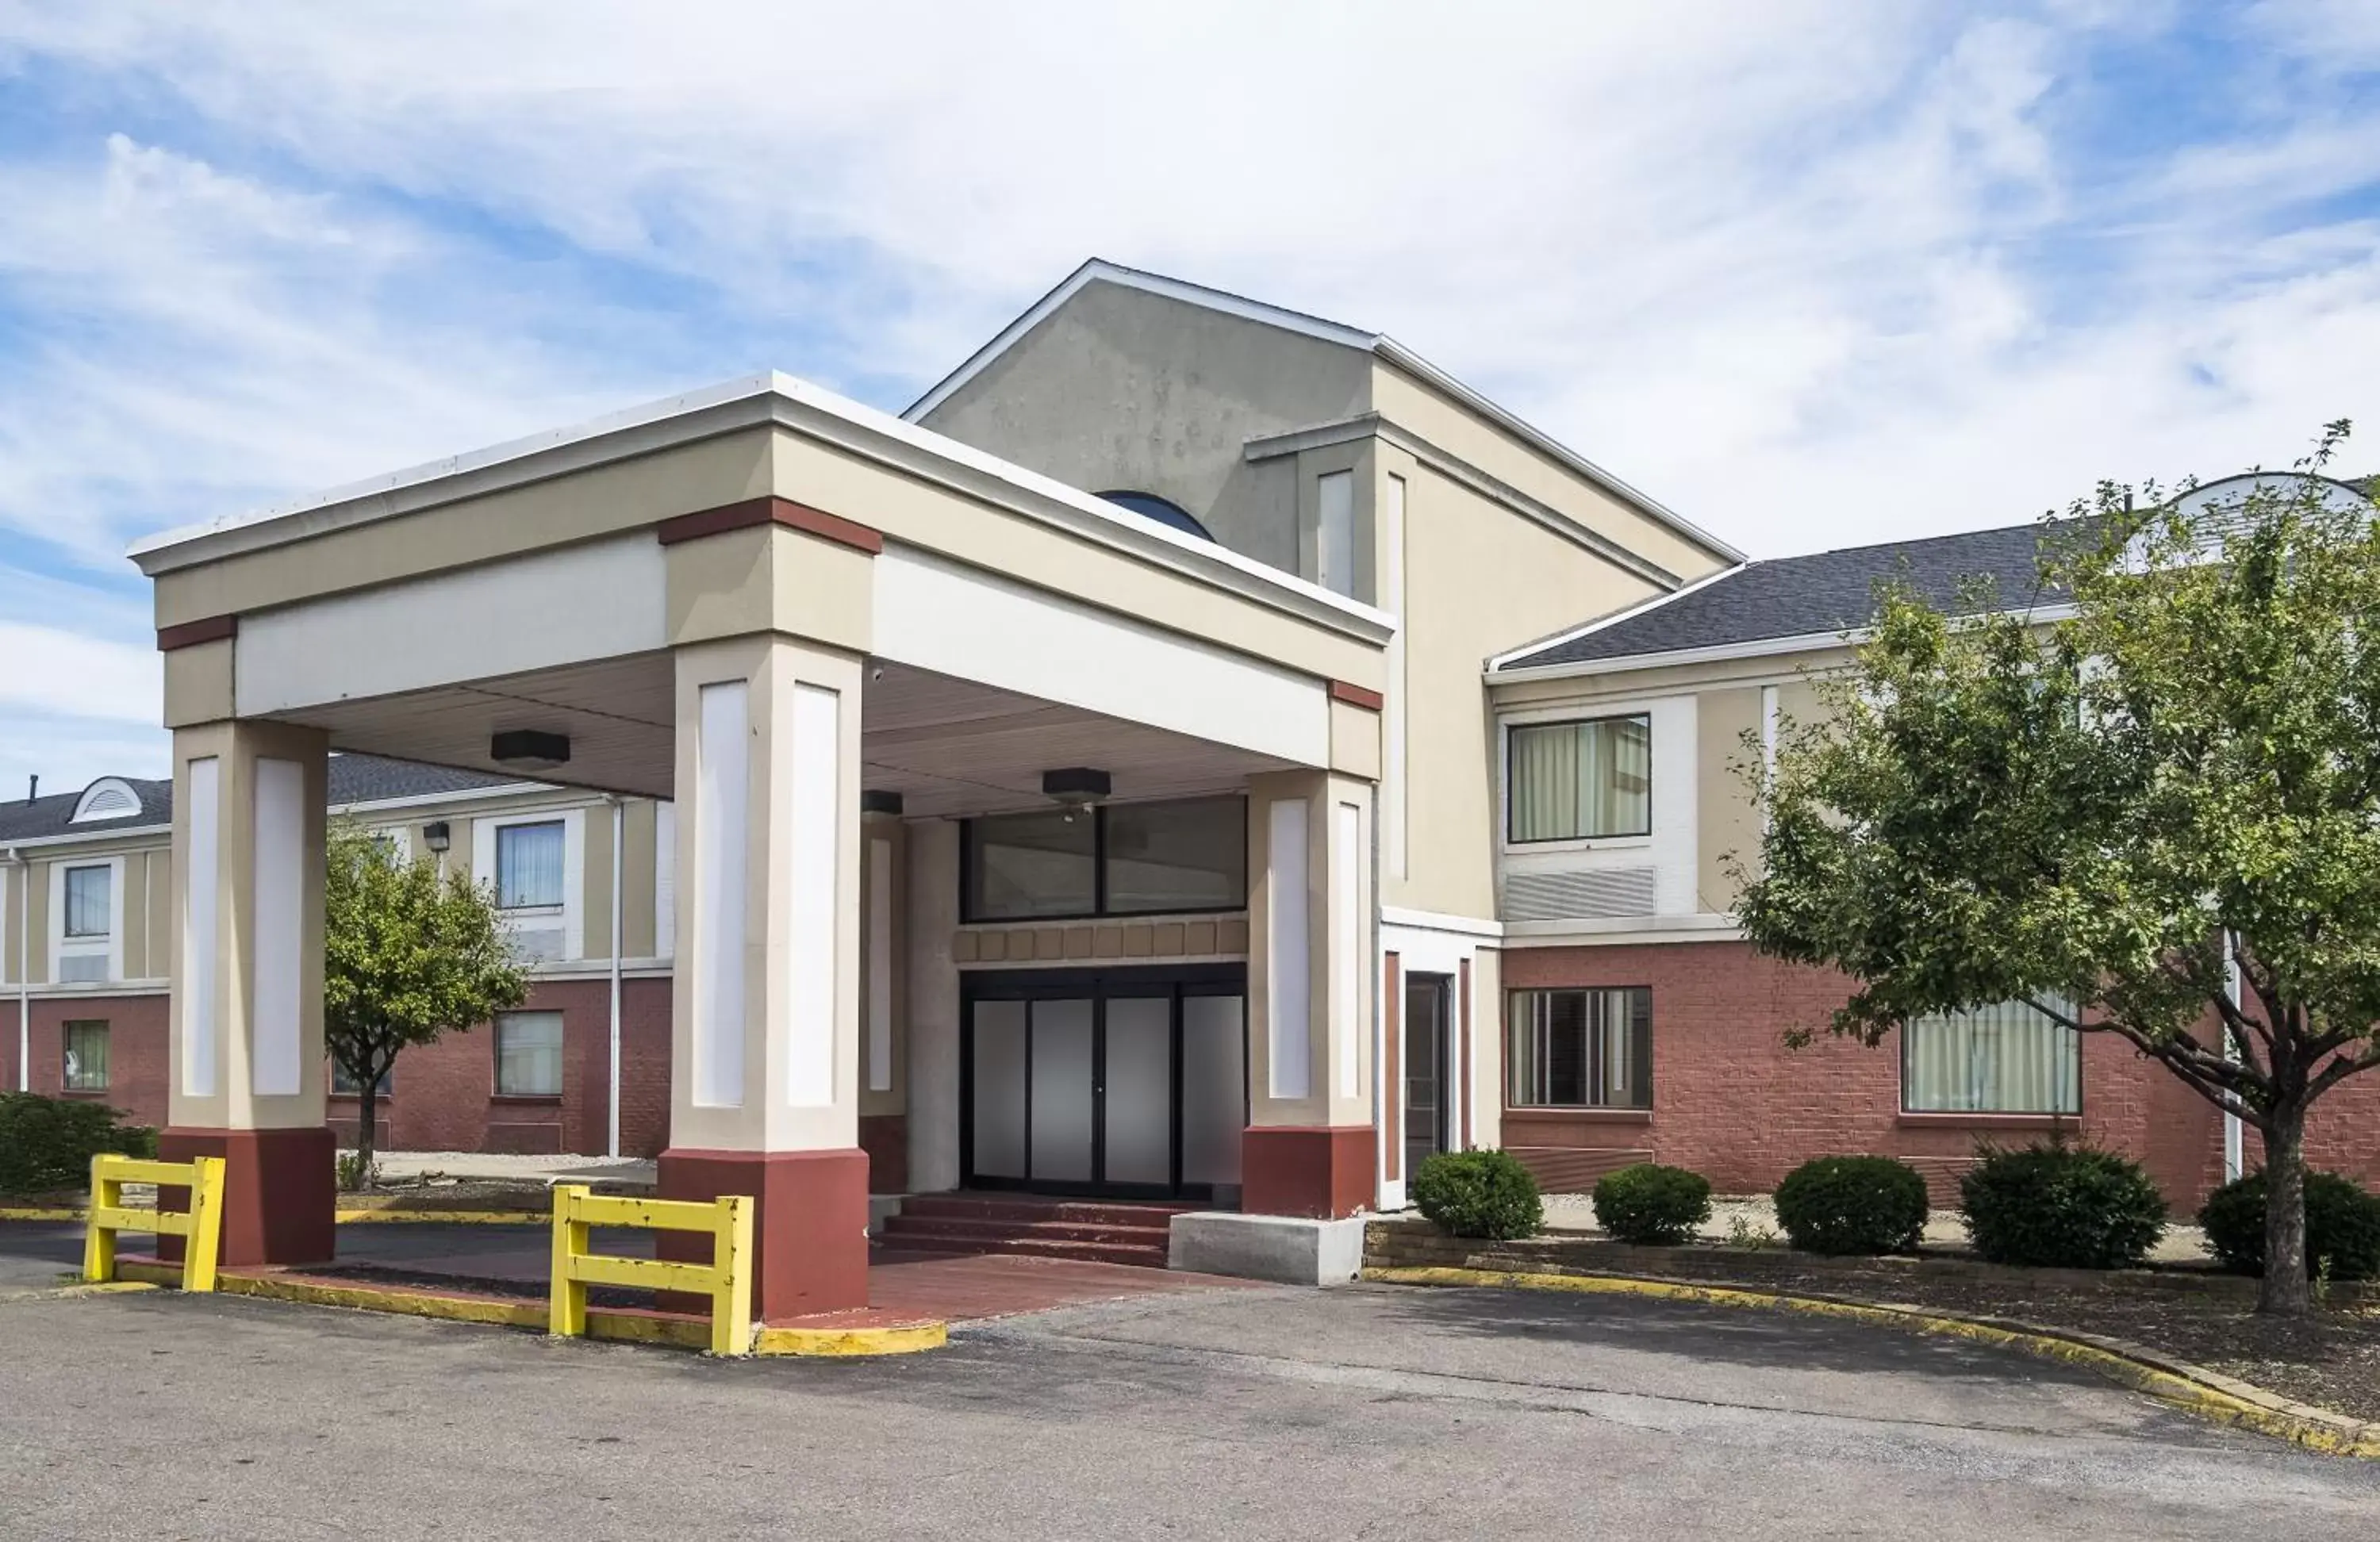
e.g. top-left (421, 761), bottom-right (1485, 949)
top-left (1592, 1163), bottom-right (1713, 1245)
top-left (2198, 1168), bottom-right (2380, 1282)
top-left (1959, 1142), bottom-right (2167, 1269)
top-left (1773, 1155), bottom-right (1929, 1256)
top-left (0, 1093), bottom-right (155, 1196)
top-left (1411, 1149), bottom-right (1544, 1240)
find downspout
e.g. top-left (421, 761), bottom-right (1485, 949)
top-left (606, 796), bottom-right (624, 1160)
top-left (10, 850), bottom-right (27, 1091)
top-left (2223, 930), bottom-right (2244, 1183)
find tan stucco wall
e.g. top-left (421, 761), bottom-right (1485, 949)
top-left (1695, 687), bottom-right (1764, 915)
top-left (1388, 447), bottom-right (1671, 920)
top-left (919, 279), bottom-right (1373, 574)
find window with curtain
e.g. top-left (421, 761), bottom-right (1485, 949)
top-left (63, 1022), bottom-right (108, 1091)
top-left (1902, 998), bottom-right (2080, 1114)
top-left (1507, 987), bottom-right (1653, 1108)
top-left (496, 1011), bottom-right (566, 1097)
top-left (1104, 797), bottom-right (1246, 914)
top-left (1507, 715), bottom-right (1653, 842)
top-left (63, 865), bottom-right (111, 938)
top-left (494, 821), bottom-right (566, 910)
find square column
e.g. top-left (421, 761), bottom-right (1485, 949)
top-left (162, 720), bottom-right (335, 1266)
top-left (1242, 770), bottom-right (1376, 1218)
top-left (658, 634), bottom-right (869, 1318)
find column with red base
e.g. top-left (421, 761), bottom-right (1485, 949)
top-left (161, 720), bottom-right (336, 1267)
top-left (657, 632), bottom-right (870, 1320)
top-left (1242, 768), bottom-right (1378, 1218)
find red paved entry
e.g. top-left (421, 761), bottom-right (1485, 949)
top-left (865, 1246), bottom-right (1264, 1322)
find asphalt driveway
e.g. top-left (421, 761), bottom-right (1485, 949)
top-left (3, 1268), bottom-right (2374, 1539)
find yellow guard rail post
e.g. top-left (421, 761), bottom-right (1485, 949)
top-left (548, 1184), bottom-right (754, 1356)
top-left (84, 1153), bottom-right (226, 1292)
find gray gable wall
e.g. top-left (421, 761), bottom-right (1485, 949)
top-left (916, 278), bottom-right (1373, 575)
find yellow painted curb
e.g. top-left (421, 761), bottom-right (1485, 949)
top-left (1366, 1264), bottom-right (2380, 1460)
top-left (755, 1320), bottom-right (948, 1357)
top-left (2, 1279), bottom-right (160, 1302)
top-left (6, 1206), bottom-right (550, 1226)
top-left (113, 1258), bottom-right (946, 1358)
top-left (334, 1209), bottom-right (550, 1226)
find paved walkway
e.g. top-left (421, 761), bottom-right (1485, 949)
top-left (2, 1274), bottom-right (2371, 1538)
top-left (0, 1218), bottom-right (1251, 1324)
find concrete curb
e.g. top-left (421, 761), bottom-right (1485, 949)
top-left (1365, 1264), bottom-right (2380, 1461)
top-left (111, 1259), bottom-right (947, 1358)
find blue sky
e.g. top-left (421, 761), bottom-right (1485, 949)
top-left (1, 1), bottom-right (2375, 795)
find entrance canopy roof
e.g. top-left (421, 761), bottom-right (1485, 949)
top-left (130, 374), bottom-right (1392, 807)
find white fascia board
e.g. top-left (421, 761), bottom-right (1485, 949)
top-left (328, 781), bottom-right (559, 816)
top-left (1499, 915), bottom-right (1746, 947)
top-left (1485, 602), bottom-right (2082, 685)
top-left (902, 259), bottom-right (1379, 423)
top-left (1371, 338), bottom-right (1745, 566)
top-left (0, 824), bottom-right (171, 853)
top-left (1380, 906), bottom-right (1504, 940)
top-left (127, 368), bottom-right (1393, 650)
top-left (1485, 560), bottom-right (1749, 671)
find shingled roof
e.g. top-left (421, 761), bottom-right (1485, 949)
top-left (1496, 519), bottom-right (2079, 673)
top-left (0, 755), bottom-right (522, 846)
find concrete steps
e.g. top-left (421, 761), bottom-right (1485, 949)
top-left (875, 1194), bottom-right (1193, 1269)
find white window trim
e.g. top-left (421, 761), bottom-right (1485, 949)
top-left (654, 800), bottom-right (676, 961)
top-left (1496, 692), bottom-right (1699, 919)
top-left (51, 857), bottom-right (125, 986)
top-left (1496, 703), bottom-right (1660, 856)
top-left (473, 810), bottom-right (584, 963)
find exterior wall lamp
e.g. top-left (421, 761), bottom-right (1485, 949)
top-left (421, 821), bottom-right (451, 854)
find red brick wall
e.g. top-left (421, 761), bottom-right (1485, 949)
top-left (0, 992), bottom-right (172, 1128)
top-left (328, 977), bottom-right (674, 1157)
top-left (1498, 942), bottom-right (2380, 1208)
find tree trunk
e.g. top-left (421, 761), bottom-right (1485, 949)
top-left (2256, 1107), bottom-right (2311, 1316)
top-left (354, 1074), bottom-right (380, 1194)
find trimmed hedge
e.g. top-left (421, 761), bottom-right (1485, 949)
top-left (1773, 1155), bottom-right (1929, 1256)
top-left (0, 1092), bottom-right (158, 1196)
top-left (1411, 1149), bottom-right (1544, 1241)
top-left (2198, 1168), bottom-right (2380, 1283)
top-left (1959, 1142), bottom-right (2167, 1269)
top-left (1592, 1162), bottom-right (1712, 1245)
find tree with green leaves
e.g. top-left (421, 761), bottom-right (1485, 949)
top-left (1734, 424), bottom-right (2380, 1315)
top-left (324, 824), bottom-right (528, 1189)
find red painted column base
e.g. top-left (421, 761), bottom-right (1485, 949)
top-left (1241, 1126), bottom-right (1374, 1218)
top-left (656, 1147), bottom-right (871, 1320)
top-left (155, 1126), bottom-right (338, 1268)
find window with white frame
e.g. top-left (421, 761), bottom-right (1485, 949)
top-left (55, 861), bottom-right (116, 984)
top-left (495, 1011), bottom-right (565, 1097)
top-left (1507, 715), bottom-right (1653, 842)
top-left (476, 812), bottom-right (580, 963)
top-left (1507, 987), bottom-right (1653, 1108)
top-left (1902, 998), bottom-right (2081, 1114)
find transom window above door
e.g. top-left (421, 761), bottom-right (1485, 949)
top-left (963, 797), bottom-right (1247, 923)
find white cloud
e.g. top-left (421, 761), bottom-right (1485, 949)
top-left (0, 0), bottom-right (2376, 781)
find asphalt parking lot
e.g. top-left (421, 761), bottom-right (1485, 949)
top-left (3, 1259), bottom-right (2375, 1540)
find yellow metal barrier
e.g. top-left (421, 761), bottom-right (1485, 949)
top-left (83, 1153), bottom-right (226, 1293)
top-left (548, 1185), bottom-right (754, 1356)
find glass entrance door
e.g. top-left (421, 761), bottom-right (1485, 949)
top-left (963, 967), bottom-right (1245, 1199)
top-left (1404, 972), bottom-right (1452, 1178)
